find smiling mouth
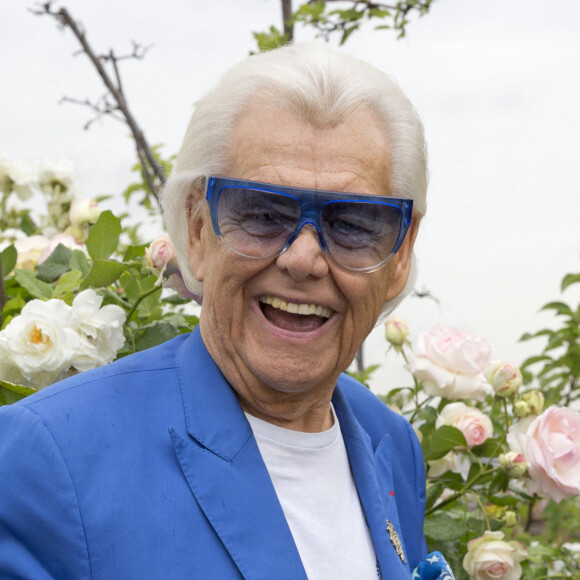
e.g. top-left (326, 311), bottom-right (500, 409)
top-left (258, 295), bottom-right (333, 332)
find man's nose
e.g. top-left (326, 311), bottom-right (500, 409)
top-left (275, 226), bottom-right (329, 281)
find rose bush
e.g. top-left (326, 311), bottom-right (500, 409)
top-left (0, 153), bottom-right (198, 401)
top-left (406, 326), bottom-right (492, 401)
top-left (380, 304), bottom-right (580, 579)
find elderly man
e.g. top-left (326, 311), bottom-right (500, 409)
top-left (0, 44), bottom-right (452, 579)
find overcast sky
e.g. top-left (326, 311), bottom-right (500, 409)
top-left (2, 0), bottom-right (580, 392)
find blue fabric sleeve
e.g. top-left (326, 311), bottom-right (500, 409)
top-left (0, 404), bottom-right (91, 578)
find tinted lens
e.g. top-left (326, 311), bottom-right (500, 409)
top-left (321, 201), bottom-right (403, 269)
top-left (217, 187), bottom-right (301, 257)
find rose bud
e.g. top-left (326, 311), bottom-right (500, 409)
top-left (384, 316), bottom-right (409, 350)
top-left (69, 198), bottom-right (101, 227)
top-left (485, 361), bottom-right (523, 398)
top-left (502, 510), bottom-right (518, 528)
top-left (513, 400), bottom-right (530, 418)
top-left (498, 451), bottom-right (527, 478)
top-left (523, 390), bottom-right (545, 415)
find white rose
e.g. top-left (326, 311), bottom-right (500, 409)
top-left (463, 531), bottom-right (527, 580)
top-left (36, 158), bottom-right (75, 195)
top-left (437, 402), bottom-right (494, 447)
top-left (0, 298), bottom-right (78, 389)
top-left (0, 152), bottom-right (36, 200)
top-left (407, 326), bottom-right (492, 401)
top-left (14, 235), bottom-right (51, 270)
top-left (69, 198), bottom-right (101, 227)
top-left (69, 289), bottom-right (126, 371)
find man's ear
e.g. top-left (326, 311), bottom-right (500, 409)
top-left (186, 190), bottom-right (209, 282)
top-left (385, 217), bottom-right (420, 301)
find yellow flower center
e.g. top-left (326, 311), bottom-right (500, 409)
top-left (29, 325), bottom-right (47, 345)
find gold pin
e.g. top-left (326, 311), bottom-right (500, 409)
top-left (386, 519), bottom-right (406, 564)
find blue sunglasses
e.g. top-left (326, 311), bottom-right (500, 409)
top-left (205, 176), bottom-right (413, 272)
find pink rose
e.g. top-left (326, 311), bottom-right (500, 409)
top-left (437, 402), bottom-right (494, 447)
top-left (463, 531), bottom-right (527, 580)
top-left (407, 326), bottom-right (492, 401)
top-left (507, 406), bottom-right (580, 502)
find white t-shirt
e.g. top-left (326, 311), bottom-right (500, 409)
top-left (245, 406), bottom-right (378, 579)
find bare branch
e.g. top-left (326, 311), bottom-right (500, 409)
top-left (281, 0), bottom-right (294, 42)
top-left (33, 2), bottom-right (165, 201)
top-left (59, 95), bottom-right (126, 129)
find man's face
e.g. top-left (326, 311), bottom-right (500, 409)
top-left (187, 104), bottom-right (417, 425)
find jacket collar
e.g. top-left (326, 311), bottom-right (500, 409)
top-left (172, 329), bottom-right (410, 578)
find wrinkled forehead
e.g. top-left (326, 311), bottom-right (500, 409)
top-left (226, 102), bottom-right (392, 197)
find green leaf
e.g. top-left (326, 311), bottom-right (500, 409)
top-left (80, 259), bottom-right (128, 289)
top-left (85, 210), bottom-right (122, 260)
top-left (123, 244), bottom-right (147, 261)
top-left (133, 322), bottom-right (179, 352)
top-left (425, 480), bottom-right (444, 511)
top-left (561, 273), bottom-right (580, 291)
top-left (424, 512), bottom-right (465, 542)
top-left (35, 243), bottom-right (72, 283)
top-left (13, 269), bottom-right (53, 300)
top-left (1, 245), bottom-right (17, 277)
top-left (0, 380), bottom-right (36, 405)
top-left (422, 425), bottom-right (467, 461)
top-left (19, 213), bottom-right (37, 236)
top-left (52, 270), bottom-right (83, 298)
top-left (520, 354), bottom-right (553, 370)
top-left (70, 249), bottom-right (90, 277)
top-left (541, 301), bottom-right (573, 317)
top-left (488, 470), bottom-right (510, 495)
top-left (471, 438), bottom-right (503, 458)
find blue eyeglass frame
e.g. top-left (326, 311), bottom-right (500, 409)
top-left (205, 176), bottom-right (414, 273)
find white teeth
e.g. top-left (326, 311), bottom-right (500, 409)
top-left (259, 296), bottom-right (332, 318)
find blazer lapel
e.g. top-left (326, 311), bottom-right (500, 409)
top-left (171, 330), bottom-right (307, 580)
top-left (333, 387), bottom-right (412, 579)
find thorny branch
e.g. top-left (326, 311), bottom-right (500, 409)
top-left (32, 2), bottom-right (166, 202)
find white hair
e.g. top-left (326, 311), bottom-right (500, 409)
top-left (161, 42), bottom-right (428, 318)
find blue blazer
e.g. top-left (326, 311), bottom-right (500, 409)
top-left (0, 328), bottom-right (427, 579)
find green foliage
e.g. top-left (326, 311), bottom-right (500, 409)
top-left (520, 271), bottom-right (580, 407)
top-left (253, 26), bottom-right (289, 52)
top-left (253, 0), bottom-right (436, 51)
top-left (1, 245), bottom-right (17, 277)
top-left (345, 363), bottom-right (380, 388)
top-left (85, 211), bottom-right (122, 260)
top-left (0, 150), bottom-right (199, 400)
top-left (122, 144), bottom-right (174, 214)
top-left (0, 380), bottom-right (36, 405)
